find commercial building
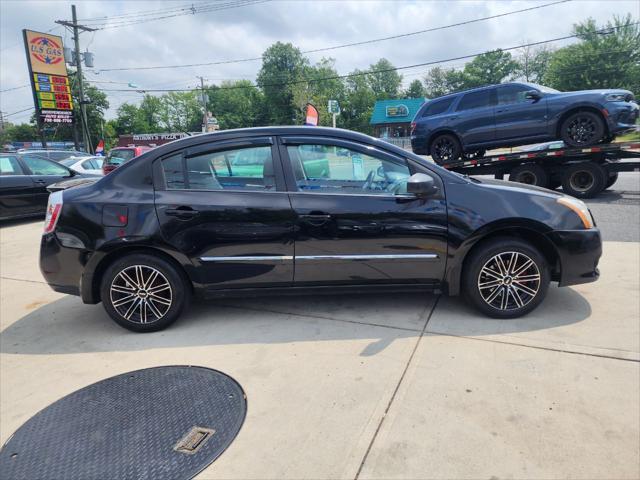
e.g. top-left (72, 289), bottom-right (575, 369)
top-left (369, 98), bottom-right (427, 139)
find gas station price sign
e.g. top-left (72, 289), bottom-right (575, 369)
top-left (23, 29), bottom-right (75, 124)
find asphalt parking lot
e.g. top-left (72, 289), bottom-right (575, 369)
top-left (1, 174), bottom-right (639, 479)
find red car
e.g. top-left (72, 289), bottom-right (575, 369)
top-left (102, 146), bottom-right (151, 174)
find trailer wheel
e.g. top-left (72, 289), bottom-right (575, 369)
top-left (605, 172), bottom-right (619, 189)
top-left (509, 164), bottom-right (549, 188)
top-left (561, 162), bottom-right (606, 198)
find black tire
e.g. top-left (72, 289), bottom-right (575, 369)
top-left (547, 179), bottom-right (562, 190)
top-left (463, 237), bottom-right (550, 319)
top-left (508, 163), bottom-right (549, 188)
top-left (430, 134), bottom-right (462, 165)
top-left (560, 111), bottom-right (606, 147)
top-left (100, 253), bottom-right (190, 332)
top-left (561, 162), bottom-right (607, 198)
top-left (605, 172), bottom-right (619, 189)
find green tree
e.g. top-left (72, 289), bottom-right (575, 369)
top-left (367, 58), bottom-right (402, 99)
top-left (113, 103), bottom-right (148, 135)
top-left (292, 58), bottom-right (345, 126)
top-left (207, 80), bottom-right (265, 129)
top-left (404, 79), bottom-right (425, 98)
top-left (341, 70), bottom-right (376, 134)
top-left (157, 91), bottom-right (201, 132)
top-left (0, 123), bottom-right (37, 144)
top-left (423, 66), bottom-right (465, 98)
top-left (256, 42), bottom-right (308, 124)
top-left (461, 49), bottom-right (519, 88)
top-left (516, 45), bottom-right (554, 84)
top-left (543, 15), bottom-right (640, 94)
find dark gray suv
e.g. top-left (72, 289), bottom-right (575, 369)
top-left (411, 82), bottom-right (639, 164)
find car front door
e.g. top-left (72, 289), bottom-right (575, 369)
top-left (154, 137), bottom-right (296, 289)
top-left (0, 154), bottom-right (38, 218)
top-left (279, 136), bottom-right (448, 286)
top-left (494, 84), bottom-right (548, 140)
top-left (20, 155), bottom-right (73, 211)
top-left (451, 88), bottom-right (496, 147)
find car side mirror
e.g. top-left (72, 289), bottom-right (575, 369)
top-left (406, 173), bottom-right (438, 197)
top-left (524, 90), bottom-right (542, 101)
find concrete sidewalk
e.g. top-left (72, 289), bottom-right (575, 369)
top-left (1, 221), bottom-right (638, 479)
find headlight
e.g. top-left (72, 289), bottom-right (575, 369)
top-left (605, 93), bottom-right (628, 102)
top-left (557, 196), bottom-right (594, 229)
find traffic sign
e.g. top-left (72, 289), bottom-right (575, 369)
top-left (328, 99), bottom-right (340, 114)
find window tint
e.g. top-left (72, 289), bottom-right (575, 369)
top-left (161, 146), bottom-right (275, 191)
top-left (0, 156), bottom-right (23, 175)
top-left (422, 97), bottom-right (455, 117)
top-left (497, 85), bottom-right (531, 105)
top-left (456, 89), bottom-right (493, 111)
top-left (81, 160), bottom-right (96, 169)
top-left (287, 144), bottom-right (410, 195)
top-left (22, 156), bottom-right (69, 176)
top-left (107, 149), bottom-right (135, 164)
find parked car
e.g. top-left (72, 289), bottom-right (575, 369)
top-left (40, 127), bottom-right (601, 332)
top-left (60, 156), bottom-right (104, 176)
top-left (103, 146), bottom-right (151, 174)
top-left (411, 82), bottom-right (639, 164)
top-left (0, 153), bottom-right (98, 220)
top-left (17, 149), bottom-right (82, 162)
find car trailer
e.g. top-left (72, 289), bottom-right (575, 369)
top-left (441, 142), bottom-right (640, 198)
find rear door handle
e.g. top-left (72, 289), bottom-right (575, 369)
top-left (300, 213), bottom-right (332, 227)
top-left (165, 207), bottom-right (200, 219)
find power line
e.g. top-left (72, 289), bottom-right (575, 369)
top-left (0, 85), bottom-right (30, 93)
top-left (98, 24), bottom-right (638, 93)
top-left (78, 1), bottom-right (221, 22)
top-left (94, 0), bottom-right (571, 72)
top-left (4, 107), bottom-right (35, 117)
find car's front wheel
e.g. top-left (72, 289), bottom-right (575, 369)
top-left (560, 111), bottom-right (606, 147)
top-left (463, 238), bottom-right (550, 318)
top-left (100, 253), bottom-right (190, 332)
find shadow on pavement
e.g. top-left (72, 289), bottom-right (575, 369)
top-left (0, 217), bottom-right (43, 229)
top-left (1, 287), bottom-right (591, 356)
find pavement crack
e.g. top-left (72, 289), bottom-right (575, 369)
top-left (354, 295), bottom-right (441, 480)
top-left (0, 276), bottom-right (46, 285)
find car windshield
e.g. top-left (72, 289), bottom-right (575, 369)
top-left (107, 149), bottom-right (135, 164)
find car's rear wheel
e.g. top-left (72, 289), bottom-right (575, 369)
top-left (508, 163), bottom-right (549, 188)
top-left (561, 162), bottom-right (607, 198)
top-left (430, 134), bottom-right (462, 165)
top-left (560, 111), bottom-right (606, 147)
top-left (100, 253), bottom-right (190, 332)
top-left (463, 238), bottom-right (550, 319)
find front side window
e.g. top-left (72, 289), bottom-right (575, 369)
top-left (161, 146), bottom-right (275, 191)
top-left (0, 156), bottom-right (23, 175)
top-left (497, 85), bottom-right (531, 105)
top-left (21, 156), bottom-right (69, 176)
top-left (287, 144), bottom-right (410, 194)
top-left (456, 89), bottom-right (493, 111)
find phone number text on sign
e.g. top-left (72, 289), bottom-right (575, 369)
top-left (40, 110), bottom-right (74, 124)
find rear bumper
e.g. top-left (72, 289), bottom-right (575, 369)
top-left (40, 233), bottom-right (84, 297)
top-left (545, 228), bottom-right (602, 287)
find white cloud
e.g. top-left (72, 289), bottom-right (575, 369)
top-left (1, 0), bottom-right (637, 123)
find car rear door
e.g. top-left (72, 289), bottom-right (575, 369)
top-left (279, 136), bottom-right (448, 286)
top-left (451, 88), bottom-right (496, 147)
top-left (154, 136), bottom-right (296, 289)
top-left (494, 84), bottom-right (548, 140)
top-left (0, 154), bottom-right (38, 218)
top-left (19, 155), bottom-right (73, 212)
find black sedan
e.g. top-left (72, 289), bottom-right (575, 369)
top-left (39, 127), bottom-right (602, 332)
top-left (0, 152), bottom-right (97, 221)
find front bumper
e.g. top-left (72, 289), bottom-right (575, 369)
top-left (545, 228), bottom-right (602, 287)
top-left (605, 101), bottom-right (639, 134)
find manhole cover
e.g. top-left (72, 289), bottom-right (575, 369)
top-left (0, 366), bottom-right (246, 480)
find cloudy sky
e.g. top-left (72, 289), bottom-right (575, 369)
top-left (1, 0), bottom-right (637, 123)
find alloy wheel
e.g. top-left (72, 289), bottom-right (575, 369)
top-left (433, 137), bottom-right (456, 162)
top-left (477, 251), bottom-right (541, 311)
top-left (110, 265), bottom-right (173, 324)
top-left (566, 115), bottom-right (597, 144)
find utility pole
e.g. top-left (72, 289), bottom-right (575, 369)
top-left (197, 76), bottom-right (207, 133)
top-left (56, 5), bottom-right (96, 153)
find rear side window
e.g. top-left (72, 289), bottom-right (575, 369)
top-left (0, 156), bottom-right (23, 175)
top-left (161, 146), bottom-right (275, 191)
top-left (422, 97), bottom-right (455, 117)
top-left (456, 90), bottom-right (493, 111)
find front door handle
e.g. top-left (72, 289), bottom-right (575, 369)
top-left (300, 213), bottom-right (332, 227)
top-left (34, 179), bottom-right (47, 184)
top-left (165, 206), bottom-right (200, 219)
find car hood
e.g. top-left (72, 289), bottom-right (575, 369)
top-left (471, 177), bottom-right (561, 198)
top-left (47, 177), bottom-right (100, 192)
top-left (550, 88), bottom-right (634, 98)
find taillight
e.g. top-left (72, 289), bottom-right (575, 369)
top-left (410, 122), bottom-right (417, 135)
top-left (43, 190), bottom-right (63, 234)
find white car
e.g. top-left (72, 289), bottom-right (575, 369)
top-left (59, 156), bottom-right (104, 176)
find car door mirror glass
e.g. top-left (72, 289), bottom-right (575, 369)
top-left (406, 173), bottom-right (438, 197)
